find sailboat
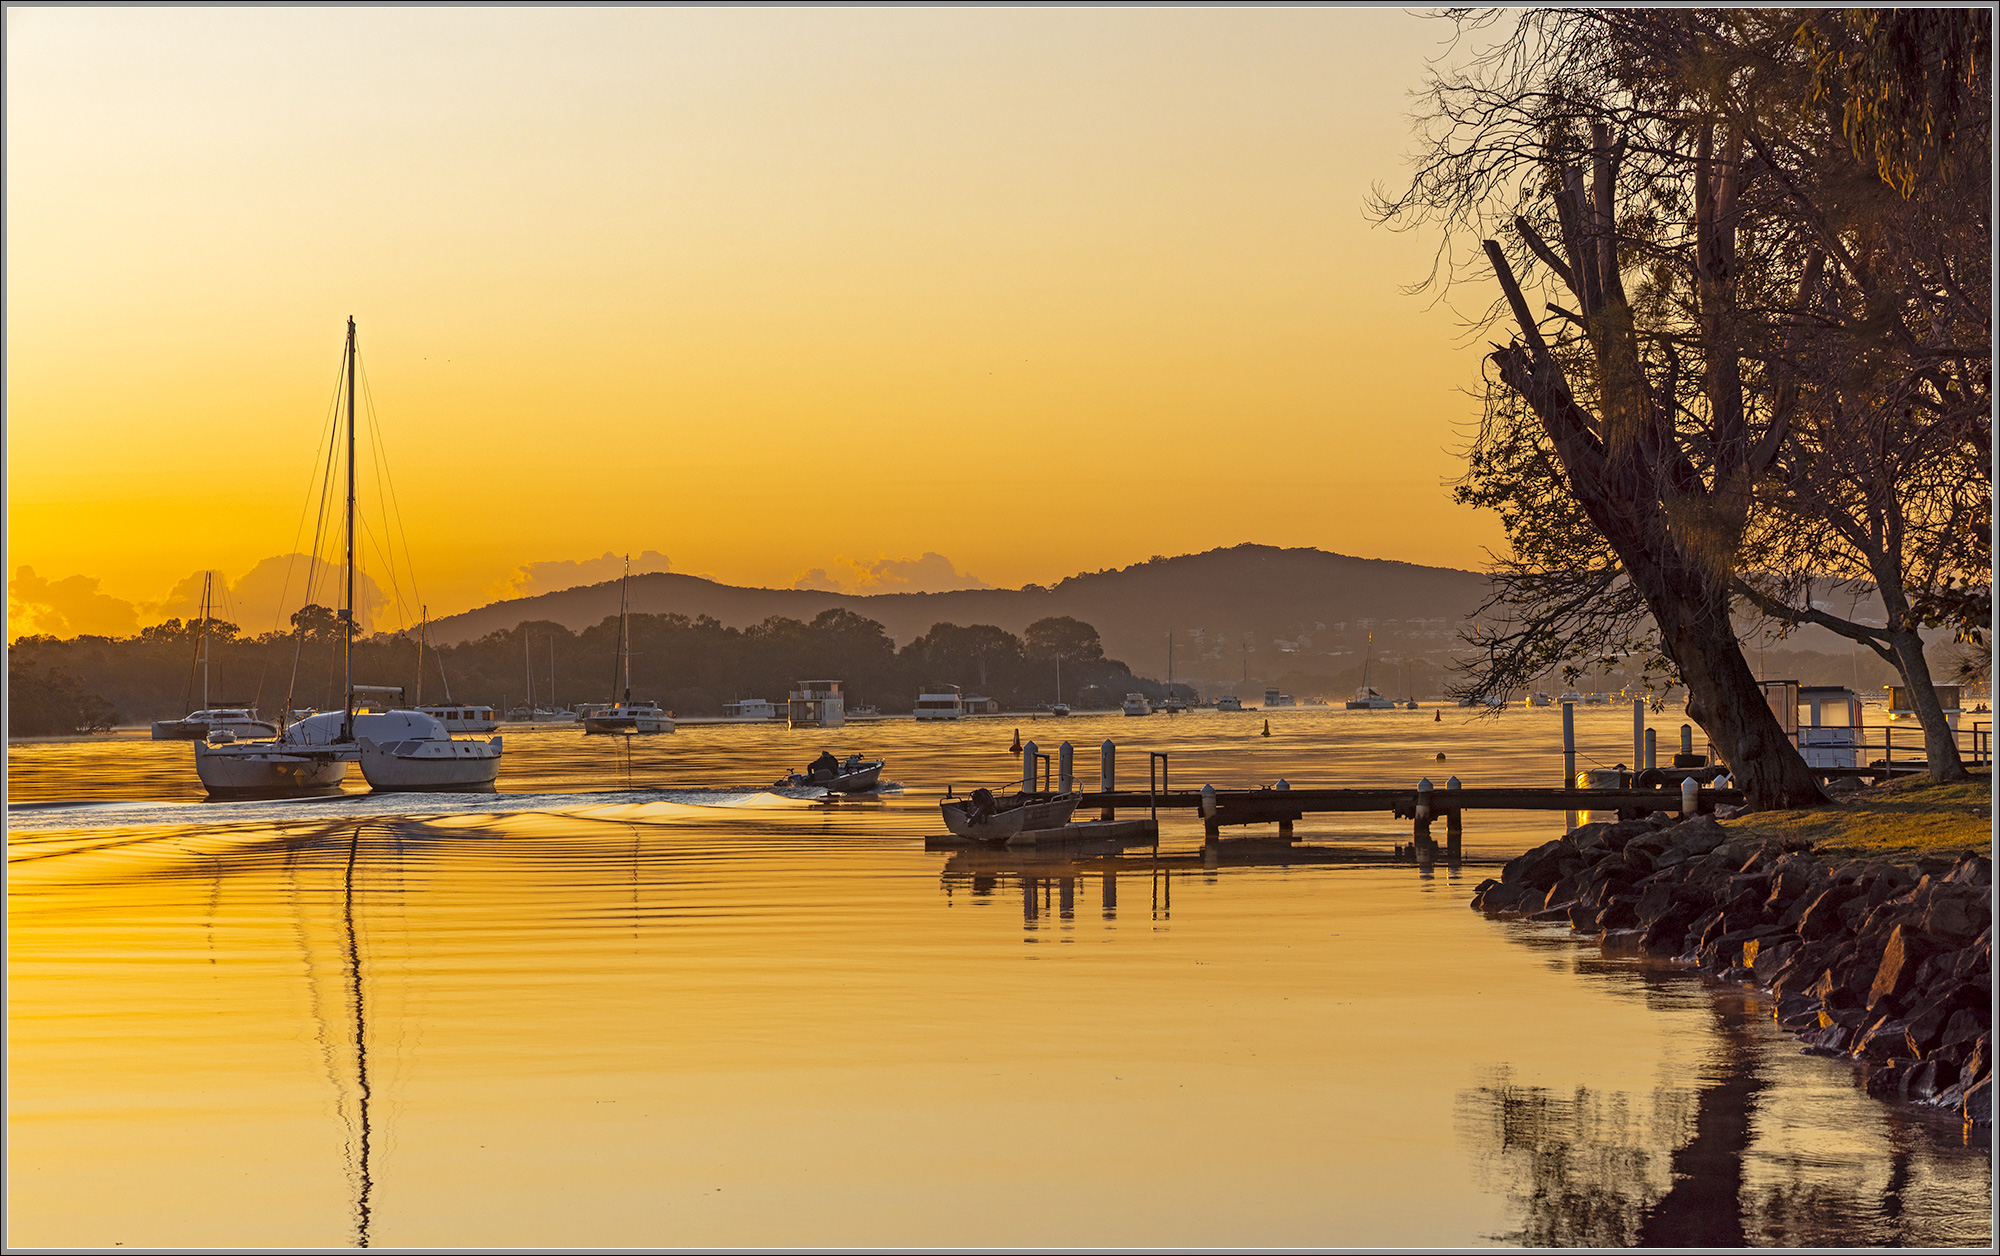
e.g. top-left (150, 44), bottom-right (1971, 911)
top-left (196, 318), bottom-right (503, 794)
top-left (152, 572), bottom-right (277, 740)
top-left (1050, 654), bottom-right (1070, 717)
top-left (1161, 630), bottom-right (1187, 713)
top-left (1345, 633), bottom-right (1396, 709)
top-left (584, 557), bottom-right (674, 734)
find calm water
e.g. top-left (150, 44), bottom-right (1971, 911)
top-left (8, 709), bottom-right (1991, 1247)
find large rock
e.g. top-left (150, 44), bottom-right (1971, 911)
top-left (1868, 924), bottom-right (1938, 1011)
top-left (1797, 884), bottom-right (1864, 941)
top-left (1920, 885), bottom-right (1991, 944)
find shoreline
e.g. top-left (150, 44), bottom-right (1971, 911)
top-left (1470, 789), bottom-right (1993, 1128)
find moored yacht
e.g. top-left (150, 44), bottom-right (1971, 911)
top-left (584, 557), bottom-right (674, 735)
top-left (1215, 695), bottom-right (1244, 712)
top-left (353, 698), bottom-right (503, 792)
top-left (1345, 687), bottom-right (1395, 710)
top-left (1527, 691), bottom-right (1553, 708)
top-left (418, 703), bottom-right (499, 732)
top-left (156, 706), bottom-right (277, 741)
top-left (1121, 694), bottom-right (1153, 716)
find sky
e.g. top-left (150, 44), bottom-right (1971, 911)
top-left (7, 7), bottom-right (1508, 639)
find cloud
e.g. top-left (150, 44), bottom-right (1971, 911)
top-left (155, 556), bottom-right (391, 636)
top-left (489, 550), bottom-right (671, 599)
top-left (791, 552), bottom-right (991, 595)
top-left (9, 567), bottom-right (141, 639)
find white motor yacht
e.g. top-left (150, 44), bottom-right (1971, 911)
top-left (1122, 694), bottom-right (1153, 716)
top-left (1216, 695), bottom-right (1244, 712)
top-left (355, 707), bottom-right (503, 791)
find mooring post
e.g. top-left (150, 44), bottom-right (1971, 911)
top-left (1058, 741), bottom-right (1074, 794)
top-left (1445, 775), bottom-right (1462, 863)
top-left (1680, 775), bottom-right (1698, 817)
top-left (1100, 740), bottom-right (1116, 820)
top-left (1562, 702), bottom-right (1577, 790)
top-left (1633, 699), bottom-right (1644, 774)
top-left (1023, 740), bottom-right (1038, 793)
top-left (1275, 777), bottom-right (1293, 839)
top-left (1414, 776), bottom-right (1434, 857)
top-left (1201, 784), bottom-right (1219, 842)
top-left (1644, 727), bottom-right (1657, 771)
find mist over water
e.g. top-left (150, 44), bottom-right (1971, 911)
top-left (8, 708), bottom-right (1989, 1247)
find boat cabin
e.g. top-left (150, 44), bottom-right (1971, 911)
top-left (788, 680), bottom-right (846, 729)
top-left (914, 687), bottom-right (966, 720)
top-left (723, 698), bottom-right (779, 720)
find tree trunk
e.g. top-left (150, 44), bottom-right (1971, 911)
top-left (1883, 625), bottom-right (1968, 782)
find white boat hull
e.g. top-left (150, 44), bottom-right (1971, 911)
top-left (356, 736), bottom-right (502, 791)
top-left (194, 741), bottom-right (352, 796)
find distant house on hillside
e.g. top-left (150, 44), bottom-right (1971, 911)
top-left (963, 694), bottom-right (1000, 715)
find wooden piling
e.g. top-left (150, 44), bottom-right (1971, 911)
top-left (1100, 740), bottom-right (1115, 820)
top-left (1445, 775), bottom-right (1462, 862)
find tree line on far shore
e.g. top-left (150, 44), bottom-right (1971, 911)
top-left (4, 610), bottom-right (1200, 735)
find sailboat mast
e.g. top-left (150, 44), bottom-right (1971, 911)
top-left (550, 636), bottom-right (557, 713)
top-left (415, 606), bottom-right (425, 706)
top-left (342, 316), bottom-right (357, 738)
top-left (200, 571), bottom-right (212, 711)
top-left (621, 555), bottom-right (632, 704)
top-left (525, 632), bottom-right (534, 713)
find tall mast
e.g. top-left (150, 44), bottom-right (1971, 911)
top-left (415, 606), bottom-right (426, 706)
top-left (525, 632), bottom-right (534, 713)
top-left (342, 316), bottom-right (357, 739)
top-left (550, 635), bottom-right (557, 712)
top-left (621, 555), bottom-right (632, 704)
top-left (200, 571), bottom-right (212, 711)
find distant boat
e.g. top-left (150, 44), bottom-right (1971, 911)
top-left (1345, 632), bottom-right (1392, 709)
top-left (1265, 688), bottom-right (1298, 708)
top-left (417, 703), bottom-right (499, 733)
top-left (584, 557), bottom-right (674, 735)
top-left (915, 687), bottom-right (967, 720)
top-left (1122, 694), bottom-right (1153, 716)
top-left (153, 573), bottom-right (277, 741)
top-left (1527, 692), bottom-right (1553, 708)
top-left (1161, 631), bottom-right (1187, 713)
top-left (787, 680), bottom-right (846, 729)
top-left (1050, 656), bottom-right (1070, 716)
top-left (1216, 695), bottom-right (1244, 712)
top-left (1559, 690), bottom-right (1585, 704)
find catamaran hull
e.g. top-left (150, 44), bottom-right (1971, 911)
top-left (193, 743), bottom-right (351, 796)
top-left (155, 717), bottom-right (278, 741)
top-left (583, 716), bottom-right (673, 734)
top-left (355, 737), bottom-right (502, 791)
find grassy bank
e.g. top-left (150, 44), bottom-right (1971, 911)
top-left (1720, 773), bottom-right (1993, 863)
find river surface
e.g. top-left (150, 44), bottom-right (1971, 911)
top-left (8, 708), bottom-right (1991, 1247)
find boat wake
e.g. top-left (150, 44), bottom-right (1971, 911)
top-left (4, 786), bottom-right (824, 836)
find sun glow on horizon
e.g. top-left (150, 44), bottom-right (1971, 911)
top-left (8, 7), bottom-right (1505, 639)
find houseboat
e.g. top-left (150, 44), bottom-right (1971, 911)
top-left (914, 688), bottom-right (966, 721)
top-left (788, 680), bottom-right (846, 729)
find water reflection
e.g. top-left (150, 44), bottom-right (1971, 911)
top-left (1460, 939), bottom-right (1992, 1247)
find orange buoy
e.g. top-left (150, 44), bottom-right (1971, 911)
top-left (1009, 728), bottom-right (1022, 754)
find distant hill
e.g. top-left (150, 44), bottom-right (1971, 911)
top-left (427, 544), bottom-right (1498, 686)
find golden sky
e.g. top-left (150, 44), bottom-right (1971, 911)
top-left (7, 7), bottom-right (1505, 638)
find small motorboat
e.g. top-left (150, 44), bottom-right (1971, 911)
top-left (1215, 695), bottom-right (1243, 712)
top-left (1050, 704), bottom-right (1072, 717)
top-left (776, 753), bottom-right (885, 793)
top-left (1121, 694), bottom-right (1153, 716)
top-left (940, 788), bottom-right (1082, 840)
